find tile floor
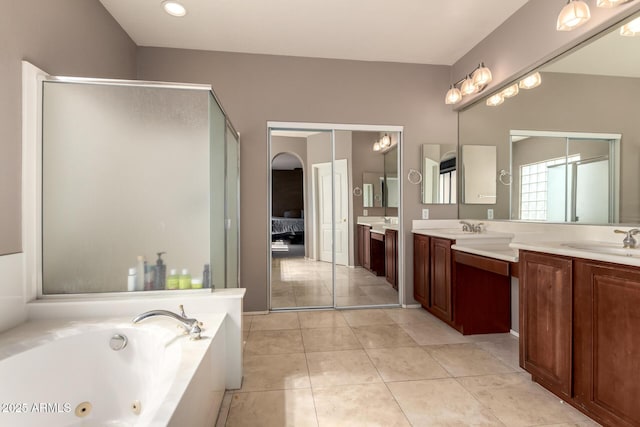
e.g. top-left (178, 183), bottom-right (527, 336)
top-left (216, 308), bottom-right (600, 427)
top-left (271, 256), bottom-right (399, 308)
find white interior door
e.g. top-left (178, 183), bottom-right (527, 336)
top-left (314, 159), bottom-right (349, 266)
top-left (333, 159), bottom-right (349, 266)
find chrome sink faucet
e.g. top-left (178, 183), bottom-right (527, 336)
top-left (614, 229), bottom-right (640, 249)
top-left (460, 221), bottom-right (484, 233)
top-left (132, 305), bottom-right (202, 340)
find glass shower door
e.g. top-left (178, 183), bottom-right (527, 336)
top-left (226, 124), bottom-right (240, 288)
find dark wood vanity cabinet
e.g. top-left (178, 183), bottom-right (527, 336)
top-left (413, 234), bottom-right (430, 307)
top-left (573, 260), bottom-right (640, 427)
top-left (358, 224), bottom-right (384, 276)
top-left (430, 237), bottom-right (454, 323)
top-left (520, 250), bottom-right (573, 399)
top-left (358, 224), bottom-right (371, 269)
top-left (385, 229), bottom-right (398, 289)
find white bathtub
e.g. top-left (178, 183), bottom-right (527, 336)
top-left (0, 313), bottom-right (227, 426)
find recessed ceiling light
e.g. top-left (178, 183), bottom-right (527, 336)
top-left (162, 1), bottom-right (187, 17)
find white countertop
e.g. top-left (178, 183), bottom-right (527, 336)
top-left (511, 240), bottom-right (640, 267)
top-left (452, 243), bottom-right (518, 263)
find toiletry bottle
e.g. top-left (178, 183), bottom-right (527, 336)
top-left (128, 268), bottom-right (136, 292)
top-left (145, 264), bottom-right (155, 291)
top-left (166, 269), bottom-right (179, 290)
top-left (179, 268), bottom-right (191, 289)
top-left (191, 278), bottom-right (203, 289)
top-left (154, 252), bottom-right (166, 290)
top-left (203, 264), bottom-right (211, 289)
top-left (135, 256), bottom-right (145, 291)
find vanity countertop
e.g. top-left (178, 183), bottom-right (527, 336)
top-left (452, 243), bottom-right (518, 263)
top-left (510, 240), bottom-right (640, 268)
top-left (412, 228), bottom-right (514, 241)
top-left (370, 228), bottom-right (385, 235)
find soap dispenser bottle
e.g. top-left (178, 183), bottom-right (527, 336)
top-left (135, 256), bottom-right (145, 291)
top-left (154, 252), bottom-right (166, 290)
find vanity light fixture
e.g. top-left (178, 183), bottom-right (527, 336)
top-left (519, 72), bottom-right (542, 90)
top-left (472, 63), bottom-right (493, 87)
top-left (444, 63), bottom-right (493, 105)
top-left (445, 85), bottom-right (463, 105)
top-left (597, 0), bottom-right (633, 7)
top-left (373, 142), bottom-right (381, 152)
top-left (380, 134), bottom-right (392, 148)
top-left (486, 93), bottom-right (505, 107)
top-left (162, 0), bottom-right (187, 17)
top-left (501, 83), bottom-right (519, 98)
top-left (557, 0), bottom-right (591, 31)
top-left (460, 75), bottom-right (478, 96)
top-left (620, 16), bottom-right (640, 35)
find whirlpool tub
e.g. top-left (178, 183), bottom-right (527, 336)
top-left (0, 313), bottom-right (227, 426)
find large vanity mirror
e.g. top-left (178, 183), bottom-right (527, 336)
top-left (459, 11), bottom-right (640, 224)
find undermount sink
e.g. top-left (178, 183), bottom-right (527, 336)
top-left (563, 242), bottom-right (640, 257)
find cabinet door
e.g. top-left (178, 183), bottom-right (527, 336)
top-left (413, 234), bottom-right (429, 307)
top-left (430, 237), bottom-right (453, 322)
top-left (574, 260), bottom-right (640, 427)
top-left (385, 229), bottom-right (397, 289)
top-left (357, 225), bottom-right (365, 267)
top-left (520, 251), bottom-right (572, 398)
top-left (363, 227), bottom-right (371, 270)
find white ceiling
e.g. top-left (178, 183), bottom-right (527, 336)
top-left (99, 0), bottom-right (528, 65)
top-left (543, 15), bottom-right (640, 78)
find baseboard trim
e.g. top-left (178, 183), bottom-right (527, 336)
top-left (510, 329), bottom-right (520, 338)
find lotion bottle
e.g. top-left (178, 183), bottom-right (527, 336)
top-left (166, 269), bottom-right (179, 290)
top-left (127, 268), bottom-right (136, 292)
top-left (179, 268), bottom-right (191, 289)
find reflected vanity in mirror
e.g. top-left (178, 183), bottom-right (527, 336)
top-left (421, 143), bottom-right (457, 204)
top-left (458, 10), bottom-right (640, 224)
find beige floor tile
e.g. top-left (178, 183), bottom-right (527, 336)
top-left (335, 295), bottom-right (374, 306)
top-left (365, 346), bottom-right (450, 382)
top-left (342, 309), bottom-right (395, 326)
top-left (241, 353), bottom-right (310, 391)
top-left (425, 343), bottom-right (516, 377)
top-left (271, 295), bottom-right (297, 309)
top-left (475, 335), bottom-right (525, 372)
top-left (298, 311), bottom-right (348, 329)
top-left (242, 315), bottom-right (252, 331)
top-left (306, 349), bottom-right (382, 388)
top-left (458, 373), bottom-right (593, 427)
top-left (244, 330), bottom-right (304, 355)
top-left (295, 294), bottom-right (333, 307)
top-left (301, 327), bottom-right (362, 352)
top-left (383, 307), bottom-right (441, 325)
top-left (351, 324), bottom-right (417, 349)
top-left (313, 383), bottom-right (411, 427)
top-left (215, 391), bottom-right (233, 427)
top-left (399, 320), bottom-right (473, 345)
top-left (226, 389), bottom-right (318, 427)
top-left (250, 312), bottom-right (300, 331)
top-left (388, 378), bottom-right (504, 426)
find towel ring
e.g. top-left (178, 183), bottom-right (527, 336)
top-left (353, 187), bottom-right (362, 197)
top-left (498, 170), bottom-right (512, 186)
top-left (407, 169), bottom-right (423, 185)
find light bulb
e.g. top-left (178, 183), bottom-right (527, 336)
top-left (472, 63), bottom-right (493, 87)
top-left (519, 72), bottom-right (542, 90)
top-left (461, 76), bottom-right (478, 96)
top-left (486, 94), bottom-right (504, 107)
top-left (162, 1), bottom-right (187, 17)
top-left (373, 142), bottom-right (381, 152)
top-left (501, 83), bottom-right (519, 98)
top-left (445, 85), bottom-right (462, 105)
top-left (597, 0), bottom-right (632, 7)
top-left (381, 134), bottom-right (391, 148)
top-left (557, 0), bottom-right (591, 31)
top-left (620, 17), bottom-right (640, 36)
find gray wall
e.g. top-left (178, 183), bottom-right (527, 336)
top-left (0, 0), bottom-right (137, 255)
top-left (137, 48), bottom-right (457, 311)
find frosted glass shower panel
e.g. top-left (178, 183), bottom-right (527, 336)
top-left (42, 82), bottom-right (211, 294)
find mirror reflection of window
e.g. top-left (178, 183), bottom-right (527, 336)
top-left (421, 144), bottom-right (457, 204)
top-left (439, 156), bottom-right (457, 204)
top-left (363, 183), bottom-right (374, 207)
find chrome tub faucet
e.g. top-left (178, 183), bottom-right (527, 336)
top-left (133, 305), bottom-right (203, 340)
top-left (614, 228), bottom-right (640, 249)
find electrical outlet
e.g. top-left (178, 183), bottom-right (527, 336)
top-left (487, 209), bottom-right (494, 220)
top-left (363, 209), bottom-right (368, 216)
top-left (422, 209), bottom-right (429, 220)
